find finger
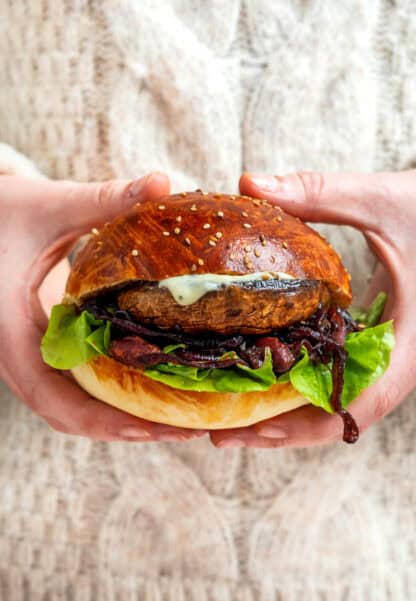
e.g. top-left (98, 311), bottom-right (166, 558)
top-left (23, 363), bottom-right (206, 442)
top-left (48, 172), bottom-right (170, 236)
top-left (37, 367), bottom-right (200, 441)
top-left (57, 171), bottom-right (170, 231)
top-left (19, 173), bottom-right (170, 325)
top-left (2, 172), bottom-right (170, 237)
top-left (209, 406), bottom-right (339, 448)
top-left (240, 169), bottom-right (409, 322)
top-left (239, 170), bottom-right (407, 233)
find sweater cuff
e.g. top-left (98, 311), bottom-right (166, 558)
top-left (0, 143), bottom-right (45, 178)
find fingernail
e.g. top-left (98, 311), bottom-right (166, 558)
top-left (256, 425), bottom-right (287, 439)
top-left (189, 430), bottom-right (207, 438)
top-left (158, 432), bottom-right (188, 442)
top-left (45, 418), bottom-right (71, 433)
top-left (216, 438), bottom-right (246, 448)
top-left (248, 173), bottom-right (280, 192)
top-left (128, 174), bottom-right (154, 198)
top-left (119, 426), bottom-right (152, 440)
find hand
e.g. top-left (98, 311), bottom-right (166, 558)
top-left (211, 170), bottom-right (416, 448)
top-left (0, 174), bottom-right (205, 442)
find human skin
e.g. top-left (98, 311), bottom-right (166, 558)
top-left (210, 170), bottom-right (416, 448)
top-left (0, 173), bottom-right (205, 442)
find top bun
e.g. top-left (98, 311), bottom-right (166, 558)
top-left (65, 191), bottom-right (352, 306)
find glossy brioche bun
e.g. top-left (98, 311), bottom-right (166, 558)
top-left (71, 354), bottom-right (309, 429)
top-left (65, 190), bottom-right (351, 305)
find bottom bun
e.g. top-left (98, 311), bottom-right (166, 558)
top-left (72, 354), bottom-right (310, 429)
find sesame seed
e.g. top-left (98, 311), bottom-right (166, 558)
top-left (203, 223), bottom-right (211, 230)
top-left (198, 258), bottom-right (204, 266)
top-left (277, 216), bottom-right (283, 222)
top-left (261, 239), bottom-right (267, 247)
top-left (181, 192), bottom-right (187, 197)
top-left (97, 241), bottom-right (103, 246)
top-left (174, 227), bottom-right (181, 234)
top-left (163, 231), bottom-right (170, 237)
top-left (91, 227), bottom-right (99, 235)
top-left (282, 242), bottom-right (288, 249)
top-left (209, 240), bottom-right (216, 247)
top-left (191, 264), bottom-right (197, 271)
top-left (176, 215), bottom-right (182, 222)
top-left (202, 191), bottom-right (209, 196)
top-left (215, 232), bottom-right (223, 239)
top-left (247, 261), bottom-right (254, 269)
top-left (241, 211), bottom-right (249, 217)
top-left (243, 255), bottom-right (250, 264)
top-left (244, 245), bottom-right (252, 253)
top-left (213, 193), bottom-right (221, 199)
top-left (190, 205), bottom-right (198, 211)
top-left (252, 199), bottom-right (261, 206)
top-left (184, 237), bottom-right (191, 246)
top-left (158, 205), bottom-right (166, 210)
top-left (131, 249), bottom-right (139, 256)
top-left (229, 254), bottom-right (235, 260)
top-left (262, 274), bottom-right (270, 280)
top-left (230, 195), bottom-right (236, 200)
top-left (254, 248), bottom-right (261, 257)
top-left (243, 223), bottom-right (252, 229)
top-left (217, 211), bottom-right (224, 218)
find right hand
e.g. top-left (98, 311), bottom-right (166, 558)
top-left (0, 173), bottom-right (205, 442)
top-left (211, 170), bottom-right (416, 448)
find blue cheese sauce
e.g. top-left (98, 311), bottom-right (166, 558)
top-left (158, 272), bottom-right (294, 306)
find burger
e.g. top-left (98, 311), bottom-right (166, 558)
top-left (41, 191), bottom-right (394, 443)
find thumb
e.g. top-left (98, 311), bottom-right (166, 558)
top-left (55, 171), bottom-right (170, 232)
top-left (239, 171), bottom-right (397, 233)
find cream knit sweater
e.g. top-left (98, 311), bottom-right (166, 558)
top-left (1, 2), bottom-right (416, 600)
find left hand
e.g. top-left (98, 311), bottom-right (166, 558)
top-left (0, 174), bottom-right (205, 442)
top-left (210, 170), bottom-right (416, 448)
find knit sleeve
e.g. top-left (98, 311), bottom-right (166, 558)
top-left (0, 143), bottom-right (45, 177)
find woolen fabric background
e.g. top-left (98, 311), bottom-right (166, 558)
top-left (1, 1), bottom-right (416, 599)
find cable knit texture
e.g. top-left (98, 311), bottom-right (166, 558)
top-left (1, 1), bottom-right (416, 600)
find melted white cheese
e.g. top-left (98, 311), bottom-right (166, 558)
top-left (158, 272), bottom-right (294, 306)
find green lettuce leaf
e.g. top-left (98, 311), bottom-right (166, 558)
top-left (342, 319), bottom-right (395, 405)
top-left (144, 349), bottom-right (276, 392)
top-left (288, 320), bottom-right (395, 412)
top-left (289, 349), bottom-right (334, 412)
top-left (41, 304), bottom-right (111, 369)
